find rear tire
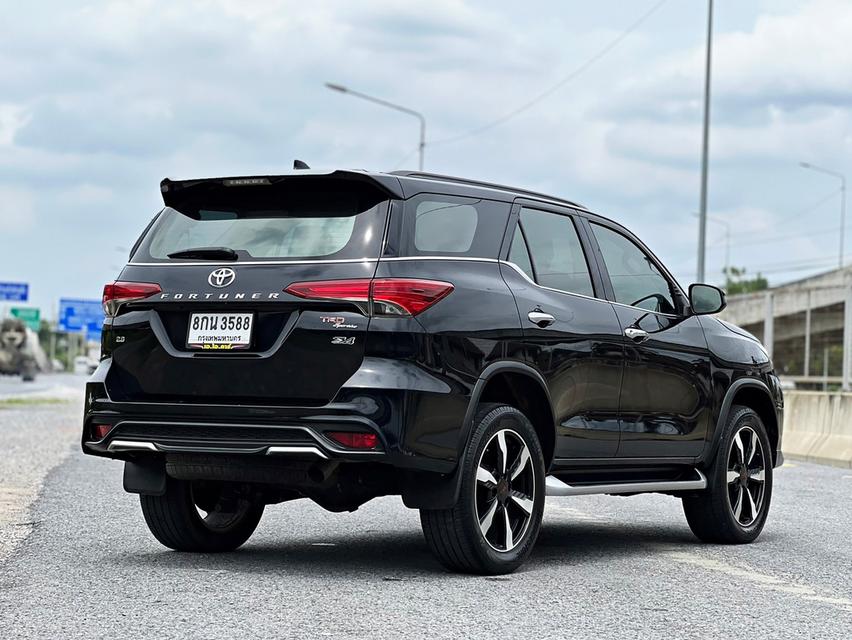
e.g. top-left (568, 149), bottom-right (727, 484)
top-left (140, 477), bottom-right (264, 552)
top-left (420, 404), bottom-right (545, 574)
top-left (682, 405), bottom-right (773, 543)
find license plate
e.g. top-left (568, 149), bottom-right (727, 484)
top-left (187, 313), bottom-right (253, 350)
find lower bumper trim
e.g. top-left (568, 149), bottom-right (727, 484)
top-left (107, 440), bottom-right (158, 452)
top-left (101, 439), bottom-right (331, 459)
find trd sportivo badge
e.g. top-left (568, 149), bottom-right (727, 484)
top-left (208, 268), bottom-right (236, 288)
top-left (320, 316), bottom-right (359, 329)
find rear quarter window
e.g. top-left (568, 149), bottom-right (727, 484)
top-left (392, 194), bottom-right (511, 258)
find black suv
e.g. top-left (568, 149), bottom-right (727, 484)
top-left (82, 169), bottom-right (783, 574)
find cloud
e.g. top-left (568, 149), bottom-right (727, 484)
top-left (1, 0), bottom-right (852, 315)
top-left (0, 185), bottom-right (36, 234)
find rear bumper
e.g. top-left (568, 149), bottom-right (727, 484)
top-left (82, 357), bottom-right (470, 474)
top-left (85, 419), bottom-right (382, 463)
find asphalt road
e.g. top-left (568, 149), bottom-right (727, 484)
top-left (1, 398), bottom-right (851, 639)
top-left (0, 371), bottom-right (87, 400)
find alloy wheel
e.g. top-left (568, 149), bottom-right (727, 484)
top-left (474, 428), bottom-right (536, 552)
top-left (726, 425), bottom-right (767, 527)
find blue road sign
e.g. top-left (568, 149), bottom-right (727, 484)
top-left (0, 282), bottom-right (28, 302)
top-left (58, 298), bottom-right (103, 335)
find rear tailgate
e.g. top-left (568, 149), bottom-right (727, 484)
top-left (102, 174), bottom-right (391, 406)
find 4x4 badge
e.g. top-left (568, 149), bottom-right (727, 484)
top-left (208, 268), bottom-right (236, 288)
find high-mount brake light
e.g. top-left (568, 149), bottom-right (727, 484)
top-left (284, 278), bottom-right (453, 316)
top-left (102, 281), bottom-right (162, 316)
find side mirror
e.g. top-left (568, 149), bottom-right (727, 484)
top-left (689, 283), bottom-right (726, 315)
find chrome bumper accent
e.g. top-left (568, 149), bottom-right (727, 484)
top-left (102, 439), bottom-right (330, 458)
top-left (266, 445), bottom-right (329, 459)
top-left (107, 440), bottom-right (158, 452)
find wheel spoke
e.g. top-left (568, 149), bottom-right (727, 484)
top-left (745, 485), bottom-right (758, 523)
top-left (477, 466), bottom-right (497, 487)
top-left (748, 468), bottom-right (765, 483)
top-left (509, 445), bottom-right (530, 481)
top-left (503, 504), bottom-right (514, 550)
top-left (747, 429), bottom-right (758, 464)
top-left (479, 499), bottom-right (499, 537)
top-left (510, 491), bottom-right (533, 515)
top-left (733, 432), bottom-right (745, 463)
top-left (497, 431), bottom-right (508, 475)
top-left (726, 470), bottom-right (740, 484)
top-left (732, 486), bottom-right (744, 521)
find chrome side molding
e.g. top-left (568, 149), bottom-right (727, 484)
top-left (545, 469), bottom-right (707, 497)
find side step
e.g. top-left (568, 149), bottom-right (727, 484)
top-left (545, 469), bottom-right (707, 497)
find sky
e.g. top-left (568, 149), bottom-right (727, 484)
top-left (2, 0), bottom-right (851, 319)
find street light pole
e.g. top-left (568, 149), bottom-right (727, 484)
top-left (799, 162), bottom-right (847, 268)
top-left (696, 0), bottom-right (714, 284)
top-left (325, 82), bottom-right (426, 171)
top-left (693, 211), bottom-right (729, 282)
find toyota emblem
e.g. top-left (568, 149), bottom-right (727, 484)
top-left (208, 267), bottom-right (236, 288)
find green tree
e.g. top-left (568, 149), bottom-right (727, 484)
top-left (723, 266), bottom-right (768, 295)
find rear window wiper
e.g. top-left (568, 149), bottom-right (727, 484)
top-left (167, 246), bottom-right (239, 261)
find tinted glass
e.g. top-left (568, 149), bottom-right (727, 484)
top-left (414, 200), bottom-right (478, 252)
top-left (135, 180), bottom-right (388, 262)
top-left (592, 223), bottom-right (676, 313)
top-left (508, 226), bottom-right (534, 280)
top-left (519, 208), bottom-right (594, 297)
top-left (396, 195), bottom-right (511, 258)
top-left (148, 209), bottom-right (357, 259)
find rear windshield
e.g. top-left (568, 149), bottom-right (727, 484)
top-left (132, 181), bottom-right (388, 262)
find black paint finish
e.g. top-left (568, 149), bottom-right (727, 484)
top-left (83, 170), bottom-right (784, 512)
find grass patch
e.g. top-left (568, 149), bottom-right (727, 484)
top-left (0, 396), bottom-right (71, 408)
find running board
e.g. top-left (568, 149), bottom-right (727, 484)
top-left (545, 469), bottom-right (707, 497)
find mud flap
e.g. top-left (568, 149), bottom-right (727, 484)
top-left (123, 458), bottom-right (167, 496)
top-left (400, 468), bottom-right (461, 510)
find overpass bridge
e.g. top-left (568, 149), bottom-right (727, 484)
top-left (719, 266), bottom-right (852, 389)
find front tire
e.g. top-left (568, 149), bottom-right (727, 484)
top-left (682, 405), bottom-right (773, 543)
top-left (420, 404), bottom-right (545, 574)
top-left (140, 478), bottom-right (264, 552)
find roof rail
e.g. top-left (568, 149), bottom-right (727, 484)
top-left (391, 171), bottom-right (586, 210)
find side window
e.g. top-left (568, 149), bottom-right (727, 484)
top-left (508, 226), bottom-right (534, 280)
top-left (517, 208), bottom-right (595, 297)
top-left (414, 200), bottom-right (478, 253)
top-left (395, 195), bottom-right (511, 258)
top-left (591, 223), bottom-right (676, 313)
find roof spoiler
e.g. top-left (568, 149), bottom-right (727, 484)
top-left (159, 170), bottom-right (404, 208)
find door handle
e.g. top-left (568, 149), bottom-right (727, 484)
top-left (624, 327), bottom-right (649, 343)
top-left (528, 311), bottom-right (556, 327)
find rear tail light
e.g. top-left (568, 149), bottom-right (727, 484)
top-left (326, 431), bottom-right (379, 450)
top-left (284, 278), bottom-right (453, 316)
top-left (102, 281), bottom-right (162, 316)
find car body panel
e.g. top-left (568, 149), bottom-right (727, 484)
top-left (82, 170), bottom-right (784, 513)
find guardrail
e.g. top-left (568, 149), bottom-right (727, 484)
top-left (783, 391), bottom-right (852, 468)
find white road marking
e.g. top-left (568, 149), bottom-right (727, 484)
top-left (545, 503), bottom-right (611, 523)
top-left (546, 502), bottom-right (852, 614)
top-left (664, 551), bottom-right (852, 613)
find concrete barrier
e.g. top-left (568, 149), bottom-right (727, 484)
top-left (783, 391), bottom-right (852, 468)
